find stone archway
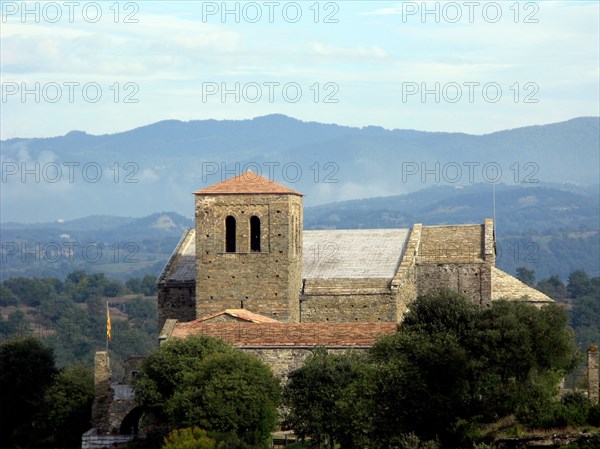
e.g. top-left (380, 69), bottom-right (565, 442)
top-left (119, 406), bottom-right (146, 435)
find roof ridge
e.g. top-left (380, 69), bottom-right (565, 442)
top-left (194, 170), bottom-right (303, 196)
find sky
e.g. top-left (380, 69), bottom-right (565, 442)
top-left (1, 0), bottom-right (599, 140)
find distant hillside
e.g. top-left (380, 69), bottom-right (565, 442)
top-left (1, 184), bottom-right (597, 282)
top-left (1, 115), bottom-right (598, 222)
top-left (0, 212), bottom-right (193, 282)
top-left (304, 183), bottom-right (600, 233)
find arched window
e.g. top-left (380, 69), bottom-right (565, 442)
top-left (225, 216), bottom-right (236, 253)
top-left (250, 216), bottom-right (261, 252)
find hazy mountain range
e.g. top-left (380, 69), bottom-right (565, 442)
top-left (1, 115), bottom-right (598, 223)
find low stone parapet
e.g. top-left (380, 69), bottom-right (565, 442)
top-left (81, 428), bottom-right (138, 449)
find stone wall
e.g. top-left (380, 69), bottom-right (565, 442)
top-left (589, 345), bottom-right (599, 404)
top-left (82, 429), bottom-right (135, 449)
top-left (157, 282), bottom-right (195, 330)
top-left (415, 223), bottom-right (493, 304)
top-left (301, 292), bottom-right (397, 322)
top-left (301, 278), bottom-right (397, 322)
top-left (391, 224), bottom-right (420, 320)
top-left (90, 352), bottom-right (139, 437)
top-left (392, 271), bottom-right (417, 320)
top-left (243, 347), bottom-right (362, 381)
top-left (92, 351), bottom-right (112, 434)
top-left (415, 263), bottom-right (492, 304)
top-left (195, 193), bottom-right (303, 322)
top-left (418, 224), bottom-right (484, 264)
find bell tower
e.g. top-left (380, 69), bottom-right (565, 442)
top-left (194, 171), bottom-right (303, 322)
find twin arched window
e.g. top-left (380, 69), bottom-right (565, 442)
top-left (225, 215), bottom-right (260, 253)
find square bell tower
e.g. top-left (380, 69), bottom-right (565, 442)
top-left (194, 170), bottom-right (303, 322)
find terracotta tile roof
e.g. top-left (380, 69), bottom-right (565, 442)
top-left (194, 171), bottom-right (302, 196)
top-left (170, 321), bottom-right (398, 347)
top-left (197, 309), bottom-right (279, 323)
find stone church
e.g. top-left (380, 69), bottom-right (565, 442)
top-left (156, 171), bottom-right (551, 377)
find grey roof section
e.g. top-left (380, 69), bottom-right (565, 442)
top-left (157, 228), bottom-right (196, 283)
top-left (161, 228), bottom-right (411, 283)
top-left (302, 229), bottom-right (410, 279)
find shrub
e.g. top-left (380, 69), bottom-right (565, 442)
top-left (163, 427), bottom-right (215, 449)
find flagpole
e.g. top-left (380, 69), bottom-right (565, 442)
top-left (106, 300), bottom-right (109, 352)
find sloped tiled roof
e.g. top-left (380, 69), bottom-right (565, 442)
top-left (197, 309), bottom-right (279, 323)
top-left (158, 228), bottom-right (411, 283)
top-left (156, 228), bottom-right (195, 283)
top-left (492, 267), bottom-right (553, 303)
top-left (169, 321), bottom-right (398, 347)
top-left (303, 229), bottom-right (410, 279)
top-left (194, 171), bottom-right (302, 196)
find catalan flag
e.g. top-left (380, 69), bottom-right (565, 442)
top-left (106, 301), bottom-right (112, 343)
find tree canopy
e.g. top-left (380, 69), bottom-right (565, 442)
top-left (134, 336), bottom-right (280, 448)
top-left (0, 337), bottom-right (57, 448)
top-left (284, 349), bottom-right (366, 449)
top-left (0, 337), bottom-right (93, 449)
top-left (284, 290), bottom-right (580, 448)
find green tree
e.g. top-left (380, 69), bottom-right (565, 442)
top-left (570, 293), bottom-right (600, 350)
top-left (169, 351), bottom-right (280, 446)
top-left (141, 274), bottom-right (158, 296)
top-left (44, 365), bottom-right (94, 449)
top-left (0, 284), bottom-right (19, 306)
top-left (2, 276), bottom-right (59, 306)
top-left (63, 271), bottom-right (110, 302)
top-left (284, 349), bottom-right (367, 449)
top-left (536, 275), bottom-right (569, 301)
top-left (163, 427), bottom-right (216, 449)
top-left (1, 310), bottom-right (31, 339)
top-left (134, 336), bottom-right (233, 420)
top-left (126, 277), bottom-right (143, 294)
top-left (567, 270), bottom-right (593, 298)
top-left (134, 336), bottom-right (280, 447)
top-left (366, 290), bottom-right (578, 446)
top-left (127, 296), bottom-right (158, 328)
top-left (516, 267), bottom-right (536, 286)
top-left (0, 337), bottom-right (57, 448)
top-left (104, 279), bottom-right (126, 297)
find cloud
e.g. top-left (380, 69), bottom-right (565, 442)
top-left (1, 14), bottom-right (240, 78)
top-left (311, 42), bottom-right (387, 59)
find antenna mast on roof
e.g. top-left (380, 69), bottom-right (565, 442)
top-left (492, 181), bottom-right (497, 237)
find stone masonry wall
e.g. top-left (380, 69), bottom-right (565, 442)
top-left (301, 278), bottom-right (397, 322)
top-left (301, 292), bottom-right (398, 322)
top-left (415, 263), bottom-right (491, 303)
top-left (415, 223), bottom-right (493, 304)
top-left (418, 225), bottom-right (484, 264)
top-left (196, 193), bottom-right (302, 322)
top-left (589, 345), bottom-right (599, 404)
top-left (391, 224), bottom-right (420, 320)
top-left (158, 283), bottom-right (195, 331)
top-left (243, 347), bottom-right (361, 381)
top-left (392, 271), bottom-right (417, 320)
top-left (92, 351), bottom-right (112, 434)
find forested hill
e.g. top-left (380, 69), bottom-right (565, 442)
top-left (1, 115), bottom-right (598, 222)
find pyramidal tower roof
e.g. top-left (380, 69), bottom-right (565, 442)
top-left (194, 170), bottom-right (303, 196)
